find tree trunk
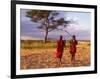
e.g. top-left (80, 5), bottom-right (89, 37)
top-left (44, 19), bottom-right (49, 43)
top-left (44, 29), bottom-right (48, 43)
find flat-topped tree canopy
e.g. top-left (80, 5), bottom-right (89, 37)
top-left (26, 10), bottom-right (72, 43)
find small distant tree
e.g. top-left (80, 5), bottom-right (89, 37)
top-left (26, 10), bottom-right (72, 43)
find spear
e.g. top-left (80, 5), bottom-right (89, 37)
top-left (56, 28), bottom-right (72, 37)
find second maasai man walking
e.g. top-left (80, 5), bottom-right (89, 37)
top-left (69, 35), bottom-right (78, 63)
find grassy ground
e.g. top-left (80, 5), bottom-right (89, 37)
top-left (20, 40), bottom-right (90, 69)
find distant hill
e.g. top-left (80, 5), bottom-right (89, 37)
top-left (21, 36), bottom-right (90, 41)
top-left (21, 36), bottom-right (43, 40)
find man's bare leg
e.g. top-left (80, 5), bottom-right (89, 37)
top-left (56, 58), bottom-right (62, 67)
top-left (71, 54), bottom-right (75, 65)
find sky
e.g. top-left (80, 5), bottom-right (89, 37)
top-left (20, 9), bottom-right (91, 40)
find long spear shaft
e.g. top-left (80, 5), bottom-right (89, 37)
top-left (56, 28), bottom-right (72, 37)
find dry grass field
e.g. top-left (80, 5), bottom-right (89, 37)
top-left (20, 40), bottom-right (90, 69)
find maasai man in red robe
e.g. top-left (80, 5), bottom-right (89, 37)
top-left (55, 35), bottom-right (65, 66)
top-left (70, 35), bottom-right (78, 63)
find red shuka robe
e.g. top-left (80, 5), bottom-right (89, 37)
top-left (55, 40), bottom-right (65, 58)
top-left (70, 39), bottom-right (77, 55)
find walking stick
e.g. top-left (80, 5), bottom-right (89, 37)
top-left (82, 47), bottom-right (85, 65)
top-left (56, 28), bottom-right (72, 37)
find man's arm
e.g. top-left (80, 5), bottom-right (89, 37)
top-left (76, 40), bottom-right (78, 45)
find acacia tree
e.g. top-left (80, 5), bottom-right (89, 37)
top-left (26, 10), bottom-right (71, 43)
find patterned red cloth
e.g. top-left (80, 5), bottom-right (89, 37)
top-left (55, 40), bottom-right (65, 58)
top-left (70, 39), bottom-right (78, 55)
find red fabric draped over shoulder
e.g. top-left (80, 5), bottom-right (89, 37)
top-left (70, 39), bottom-right (77, 55)
top-left (55, 40), bottom-right (65, 58)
